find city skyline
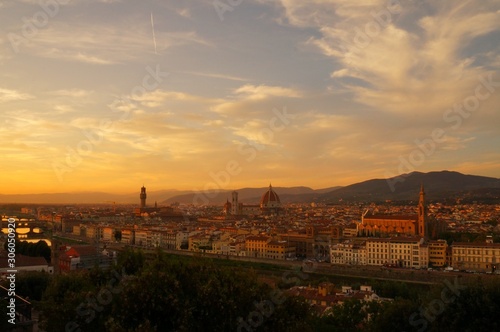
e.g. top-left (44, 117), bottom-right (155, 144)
top-left (1, 0), bottom-right (499, 195)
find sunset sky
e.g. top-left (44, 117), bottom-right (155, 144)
top-left (1, 0), bottom-right (499, 194)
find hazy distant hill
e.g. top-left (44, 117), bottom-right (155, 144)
top-left (1, 171), bottom-right (498, 204)
top-left (0, 187), bottom-right (339, 205)
top-left (0, 189), bottom-right (193, 205)
top-left (151, 171), bottom-right (500, 204)
top-left (317, 171), bottom-right (500, 203)
top-left (162, 186), bottom-right (341, 205)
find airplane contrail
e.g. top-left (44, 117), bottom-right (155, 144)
top-left (150, 12), bottom-right (158, 54)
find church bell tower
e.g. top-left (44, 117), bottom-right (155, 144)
top-left (231, 191), bottom-right (239, 215)
top-left (417, 184), bottom-right (426, 237)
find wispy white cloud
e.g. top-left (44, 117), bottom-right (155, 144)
top-left (439, 135), bottom-right (476, 151)
top-left (234, 84), bottom-right (302, 99)
top-left (181, 71), bottom-right (249, 82)
top-left (18, 21), bottom-right (211, 64)
top-left (275, 0), bottom-right (500, 114)
top-left (176, 7), bottom-right (191, 19)
top-left (0, 88), bottom-right (33, 102)
top-left (0, 0), bottom-right (498, 193)
top-left (15, 0), bottom-right (121, 4)
top-left (53, 104), bottom-right (77, 114)
top-left (214, 84), bottom-right (303, 116)
top-left (51, 89), bottom-right (94, 98)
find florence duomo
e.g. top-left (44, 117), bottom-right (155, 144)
top-left (224, 184), bottom-right (283, 216)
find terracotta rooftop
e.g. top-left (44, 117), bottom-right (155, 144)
top-left (245, 235), bottom-right (270, 241)
top-left (452, 242), bottom-right (500, 248)
top-left (0, 254), bottom-right (48, 268)
top-left (364, 214), bottom-right (418, 221)
top-left (67, 245), bottom-right (98, 257)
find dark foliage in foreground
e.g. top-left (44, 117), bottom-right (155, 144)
top-left (3, 248), bottom-right (500, 332)
top-left (3, 240), bottom-right (51, 263)
top-left (37, 249), bottom-right (313, 331)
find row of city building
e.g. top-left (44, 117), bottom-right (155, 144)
top-left (2, 184), bottom-right (499, 275)
top-left (0, 244), bottom-right (115, 275)
top-left (2, 224), bottom-right (499, 275)
top-left (331, 236), bottom-right (500, 273)
top-left (66, 219), bottom-right (500, 273)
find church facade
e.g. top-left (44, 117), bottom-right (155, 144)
top-left (357, 185), bottom-right (427, 237)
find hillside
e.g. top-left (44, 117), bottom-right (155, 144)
top-left (163, 186), bottom-right (341, 205)
top-left (0, 189), bottom-right (193, 205)
top-left (1, 171), bottom-right (498, 204)
top-left (317, 171), bottom-right (500, 203)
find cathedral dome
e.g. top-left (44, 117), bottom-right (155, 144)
top-left (260, 184), bottom-right (281, 208)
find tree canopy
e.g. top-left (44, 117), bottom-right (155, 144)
top-left (2, 248), bottom-right (498, 332)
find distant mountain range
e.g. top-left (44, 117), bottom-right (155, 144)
top-left (163, 171), bottom-right (500, 204)
top-left (161, 186), bottom-right (341, 205)
top-left (315, 171), bottom-right (500, 203)
top-left (0, 190), bottom-right (194, 205)
top-left (1, 171), bottom-right (499, 205)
